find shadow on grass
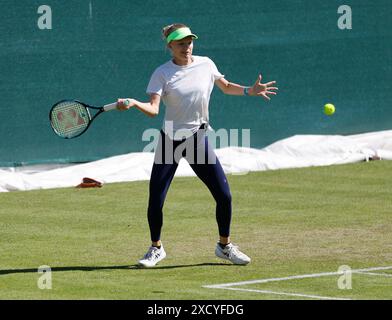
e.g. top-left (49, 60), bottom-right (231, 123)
top-left (0, 263), bottom-right (233, 275)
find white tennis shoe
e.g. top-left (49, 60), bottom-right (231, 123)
top-left (215, 242), bottom-right (251, 265)
top-left (138, 245), bottom-right (166, 267)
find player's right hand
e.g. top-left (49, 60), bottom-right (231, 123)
top-left (117, 98), bottom-right (135, 110)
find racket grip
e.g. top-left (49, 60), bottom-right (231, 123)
top-left (103, 102), bottom-right (118, 111)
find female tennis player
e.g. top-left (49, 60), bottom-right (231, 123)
top-left (117, 23), bottom-right (278, 267)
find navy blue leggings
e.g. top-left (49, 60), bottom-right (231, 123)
top-left (147, 127), bottom-right (232, 242)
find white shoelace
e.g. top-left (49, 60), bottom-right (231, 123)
top-left (227, 245), bottom-right (238, 257)
top-left (144, 247), bottom-right (161, 261)
top-left (226, 244), bottom-right (247, 259)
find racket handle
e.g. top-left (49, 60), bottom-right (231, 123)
top-left (103, 102), bottom-right (118, 111)
top-left (103, 99), bottom-right (130, 111)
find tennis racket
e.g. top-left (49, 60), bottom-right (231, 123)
top-left (49, 99), bottom-right (129, 139)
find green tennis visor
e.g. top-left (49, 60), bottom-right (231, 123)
top-left (166, 27), bottom-right (198, 43)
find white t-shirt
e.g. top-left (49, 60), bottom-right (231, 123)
top-left (146, 55), bottom-right (224, 140)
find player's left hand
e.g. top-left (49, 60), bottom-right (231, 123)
top-left (251, 74), bottom-right (278, 101)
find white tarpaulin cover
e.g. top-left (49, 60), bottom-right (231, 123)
top-left (1, 130), bottom-right (391, 192)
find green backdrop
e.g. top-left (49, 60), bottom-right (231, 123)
top-left (1, 0), bottom-right (391, 166)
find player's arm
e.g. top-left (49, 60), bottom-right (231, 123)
top-left (117, 93), bottom-right (161, 117)
top-left (215, 74), bottom-right (278, 101)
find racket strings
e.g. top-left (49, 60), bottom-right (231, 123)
top-left (51, 102), bottom-right (90, 138)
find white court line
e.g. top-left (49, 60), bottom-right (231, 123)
top-left (212, 286), bottom-right (352, 300)
top-left (203, 265), bottom-right (392, 300)
top-left (204, 266), bottom-right (392, 288)
top-left (354, 271), bottom-right (392, 277)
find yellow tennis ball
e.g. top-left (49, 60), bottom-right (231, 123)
top-left (324, 103), bottom-right (335, 115)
